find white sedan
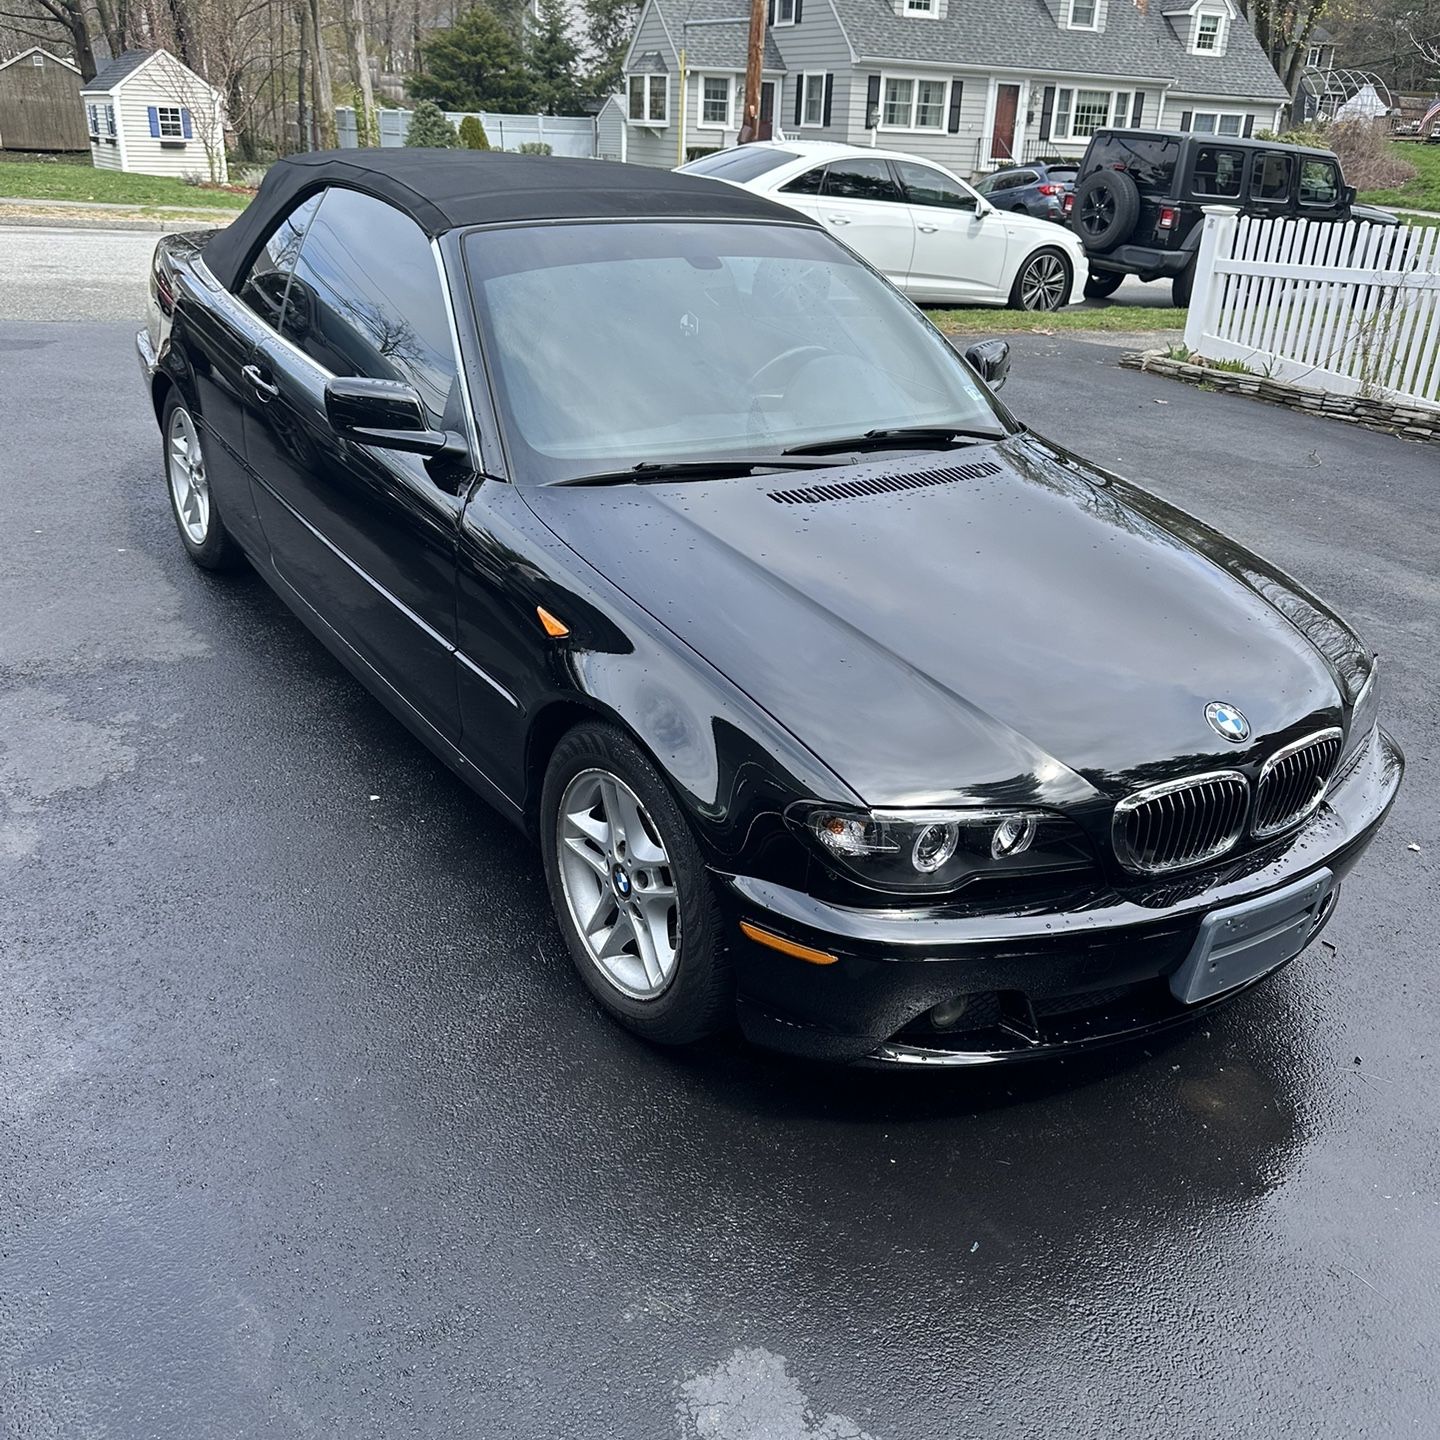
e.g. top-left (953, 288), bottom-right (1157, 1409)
top-left (679, 141), bottom-right (1088, 311)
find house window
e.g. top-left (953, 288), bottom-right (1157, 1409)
top-left (1189, 112), bottom-right (1244, 136)
top-left (881, 74), bottom-right (948, 131)
top-left (105, 105), bottom-right (116, 137)
top-left (1054, 87), bottom-right (1132, 140)
top-left (699, 75), bottom-right (732, 127)
top-left (774, 0), bottom-right (796, 24)
top-left (30, 52), bottom-right (43, 65)
top-left (1068, 0), bottom-right (1098, 27)
top-left (904, 0), bottom-right (935, 12)
top-left (800, 72), bottom-right (825, 126)
top-left (1306, 44), bottom-right (1324, 68)
top-left (1195, 14), bottom-right (1223, 51)
top-left (628, 74), bottom-right (668, 126)
top-left (155, 105), bottom-right (185, 138)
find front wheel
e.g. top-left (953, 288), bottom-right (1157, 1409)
top-left (1009, 249), bottom-right (1071, 312)
top-left (540, 722), bottom-right (733, 1046)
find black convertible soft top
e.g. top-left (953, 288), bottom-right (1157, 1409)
top-left (204, 147), bottom-right (808, 292)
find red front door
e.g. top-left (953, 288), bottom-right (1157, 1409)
top-left (992, 84), bottom-right (1020, 160)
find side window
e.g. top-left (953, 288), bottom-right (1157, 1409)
top-left (1250, 152), bottom-right (1293, 203)
top-left (237, 193), bottom-right (321, 329)
top-left (281, 188), bottom-right (459, 429)
top-left (780, 166), bottom-right (826, 196)
top-left (1299, 158), bottom-right (1341, 207)
top-left (895, 161), bottom-right (979, 211)
top-left (1191, 145), bottom-right (1244, 198)
top-left (822, 159), bottom-right (903, 203)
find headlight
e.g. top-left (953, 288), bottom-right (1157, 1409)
top-left (1341, 656), bottom-right (1381, 766)
top-left (787, 804), bottom-right (1093, 893)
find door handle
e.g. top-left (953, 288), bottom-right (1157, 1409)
top-left (242, 363), bottom-right (279, 401)
top-left (918, 224), bottom-right (939, 233)
top-left (826, 214), bottom-right (850, 225)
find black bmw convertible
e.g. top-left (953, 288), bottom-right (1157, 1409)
top-left (137, 150), bottom-right (1402, 1067)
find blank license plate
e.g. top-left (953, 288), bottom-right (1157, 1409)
top-left (1170, 869), bottom-right (1334, 1006)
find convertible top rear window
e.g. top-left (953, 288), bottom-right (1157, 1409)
top-left (463, 220), bottom-right (1004, 485)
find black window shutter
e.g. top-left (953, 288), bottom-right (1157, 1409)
top-left (1180, 109), bottom-right (1193, 131)
top-left (1131, 91), bottom-right (1144, 126)
top-left (794, 77), bottom-right (803, 127)
top-left (1039, 85), bottom-right (1055, 141)
top-left (794, 0), bottom-right (803, 21)
top-left (1243, 114), bottom-right (1255, 136)
top-left (866, 73), bottom-right (881, 127)
top-left (767, 0), bottom-right (774, 24)
top-left (947, 78), bottom-right (964, 133)
top-left (823, 73), bottom-right (833, 127)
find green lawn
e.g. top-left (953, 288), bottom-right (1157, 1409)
top-left (1359, 142), bottom-right (1440, 213)
top-left (0, 157), bottom-right (251, 210)
top-left (928, 305), bottom-right (1185, 335)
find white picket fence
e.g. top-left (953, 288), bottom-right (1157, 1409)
top-left (1183, 206), bottom-right (1440, 409)
top-left (335, 105), bottom-right (596, 157)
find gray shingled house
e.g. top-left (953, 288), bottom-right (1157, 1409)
top-left (610, 0), bottom-right (1289, 175)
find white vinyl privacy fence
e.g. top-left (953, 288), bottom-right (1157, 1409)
top-left (335, 106), bottom-right (596, 157)
top-left (1183, 206), bottom-right (1440, 409)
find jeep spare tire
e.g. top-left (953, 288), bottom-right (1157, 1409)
top-left (1072, 170), bottom-right (1140, 252)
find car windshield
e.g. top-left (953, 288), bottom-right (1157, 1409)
top-left (678, 147), bottom-right (800, 182)
top-left (462, 220), bottom-right (1007, 485)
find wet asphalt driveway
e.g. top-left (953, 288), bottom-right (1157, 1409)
top-left (1, 318), bottom-right (1437, 1439)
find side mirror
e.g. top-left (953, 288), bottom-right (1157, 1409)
top-left (1342, 184), bottom-right (1357, 206)
top-left (324, 377), bottom-right (465, 459)
top-left (964, 338), bottom-right (1011, 391)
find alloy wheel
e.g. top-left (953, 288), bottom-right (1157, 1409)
top-left (556, 767), bottom-right (681, 1001)
top-left (1079, 192), bottom-right (1115, 237)
top-left (167, 406), bottom-right (211, 545)
top-left (1019, 253), bottom-right (1068, 311)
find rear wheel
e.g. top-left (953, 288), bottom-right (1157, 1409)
top-left (1172, 258), bottom-right (1196, 309)
top-left (162, 392), bottom-right (243, 571)
top-left (1010, 249), bottom-right (1071, 312)
top-left (1083, 269), bottom-right (1126, 299)
top-left (541, 722), bottom-right (733, 1045)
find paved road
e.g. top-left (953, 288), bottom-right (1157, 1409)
top-left (1, 317), bottom-right (1436, 1439)
top-left (0, 222), bottom-right (1170, 327)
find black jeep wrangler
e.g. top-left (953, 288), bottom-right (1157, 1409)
top-left (1066, 129), bottom-right (1398, 306)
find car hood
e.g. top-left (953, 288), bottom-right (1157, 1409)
top-left (524, 435), bottom-right (1349, 808)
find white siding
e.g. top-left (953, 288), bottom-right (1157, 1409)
top-left (596, 97), bottom-right (627, 161)
top-left (115, 54), bottom-right (227, 183)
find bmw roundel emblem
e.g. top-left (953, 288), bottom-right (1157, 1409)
top-left (1205, 701), bottom-right (1250, 743)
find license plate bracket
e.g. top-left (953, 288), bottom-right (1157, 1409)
top-left (1170, 869), bottom-right (1334, 1006)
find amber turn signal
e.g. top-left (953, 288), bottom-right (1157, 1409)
top-left (739, 921), bottom-right (838, 966)
top-left (536, 606), bottom-right (569, 638)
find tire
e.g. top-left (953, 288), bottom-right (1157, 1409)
top-left (1083, 269), bottom-right (1126, 299)
top-left (1071, 169), bottom-right (1140, 252)
top-left (540, 721), bottom-right (733, 1046)
top-left (1172, 258), bottom-right (1196, 309)
top-left (1009, 248), bottom-right (1071, 312)
top-left (161, 391), bottom-right (244, 571)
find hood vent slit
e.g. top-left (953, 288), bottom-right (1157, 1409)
top-left (768, 460), bottom-right (1003, 506)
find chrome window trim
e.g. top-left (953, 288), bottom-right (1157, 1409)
top-left (1112, 769), bottom-right (1249, 874)
top-left (1251, 726), bottom-right (1343, 839)
top-left (430, 236), bottom-right (481, 462)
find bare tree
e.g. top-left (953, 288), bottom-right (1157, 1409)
top-left (1235, 0), bottom-right (1335, 95)
top-left (342, 0), bottom-right (376, 143)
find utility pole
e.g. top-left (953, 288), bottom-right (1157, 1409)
top-left (738, 0), bottom-right (765, 142)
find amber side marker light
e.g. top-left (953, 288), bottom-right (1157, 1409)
top-left (739, 921), bottom-right (838, 966)
top-left (536, 606), bottom-right (570, 638)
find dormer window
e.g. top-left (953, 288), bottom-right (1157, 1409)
top-left (1195, 12), bottom-right (1224, 51)
top-left (774, 0), bottom-right (796, 25)
top-left (905, 0), bottom-right (935, 12)
top-left (1306, 43), bottom-right (1325, 68)
top-left (1068, 0), bottom-right (1098, 28)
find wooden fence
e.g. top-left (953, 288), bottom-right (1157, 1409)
top-left (1183, 206), bottom-right (1440, 409)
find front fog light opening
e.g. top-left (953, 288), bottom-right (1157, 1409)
top-left (991, 815), bottom-right (1037, 859)
top-left (912, 822), bottom-right (960, 873)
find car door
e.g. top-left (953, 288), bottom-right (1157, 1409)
top-left (804, 158), bottom-right (916, 289)
top-left (240, 186), bottom-right (468, 741)
top-left (894, 160), bottom-right (1009, 303)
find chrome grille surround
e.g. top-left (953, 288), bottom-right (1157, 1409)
top-left (1252, 727), bottom-right (1343, 839)
top-left (1112, 770), bottom-right (1250, 875)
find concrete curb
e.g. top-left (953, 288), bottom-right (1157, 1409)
top-left (1122, 349), bottom-right (1440, 444)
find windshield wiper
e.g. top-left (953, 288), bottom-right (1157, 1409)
top-left (785, 424), bottom-right (1006, 457)
top-left (550, 455), bottom-right (843, 487)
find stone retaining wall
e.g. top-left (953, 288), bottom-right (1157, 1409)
top-left (1121, 351), bottom-right (1440, 445)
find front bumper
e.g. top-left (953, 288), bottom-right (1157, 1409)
top-left (717, 726), bottom-right (1403, 1066)
top-left (136, 326), bottom-right (159, 387)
